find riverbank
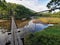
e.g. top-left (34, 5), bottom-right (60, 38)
top-left (24, 17), bottom-right (60, 45)
top-left (0, 17), bottom-right (60, 30)
top-left (0, 20), bottom-right (30, 30)
top-left (33, 17), bottom-right (60, 24)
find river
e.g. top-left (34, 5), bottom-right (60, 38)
top-left (0, 19), bottom-right (54, 45)
top-left (23, 20), bottom-right (54, 32)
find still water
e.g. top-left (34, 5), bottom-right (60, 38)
top-left (24, 20), bottom-right (54, 32)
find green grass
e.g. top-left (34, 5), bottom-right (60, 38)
top-left (36, 24), bottom-right (60, 36)
top-left (24, 24), bottom-right (60, 45)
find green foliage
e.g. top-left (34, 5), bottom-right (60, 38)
top-left (0, 1), bottom-right (35, 20)
top-left (24, 24), bottom-right (60, 45)
top-left (34, 12), bottom-right (52, 17)
top-left (35, 11), bottom-right (60, 17)
top-left (47, 0), bottom-right (60, 11)
top-left (15, 4), bottom-right (34, 19)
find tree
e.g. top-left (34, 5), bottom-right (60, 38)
top-left (0, 0), bottom-right (35, 20)
top-left (47, 0), bottom-right (60, 11)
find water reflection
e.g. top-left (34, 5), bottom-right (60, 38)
top-left (24, 20), bottom-right (54, 32)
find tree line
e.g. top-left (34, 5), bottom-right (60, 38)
top-left (0, 0), bottom-right (35, 20)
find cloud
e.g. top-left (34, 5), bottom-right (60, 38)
top-left (6, 0), bottom-right (49, 12)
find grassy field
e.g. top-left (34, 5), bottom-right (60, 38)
top-left (0, 17), bottom-right (60, 29)
top-left (0, 20), bottom-right (30, 30)
top-left (33, 17), bottom-right (60, 24)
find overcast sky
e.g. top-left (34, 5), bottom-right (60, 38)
top-left (6, 0), bottom-right (51, 12)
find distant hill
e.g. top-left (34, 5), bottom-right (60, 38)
top-left (0, 1), bottom-right (35, 20)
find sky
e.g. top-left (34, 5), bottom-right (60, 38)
top-left (6, 0), bottom-right (51, 12)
